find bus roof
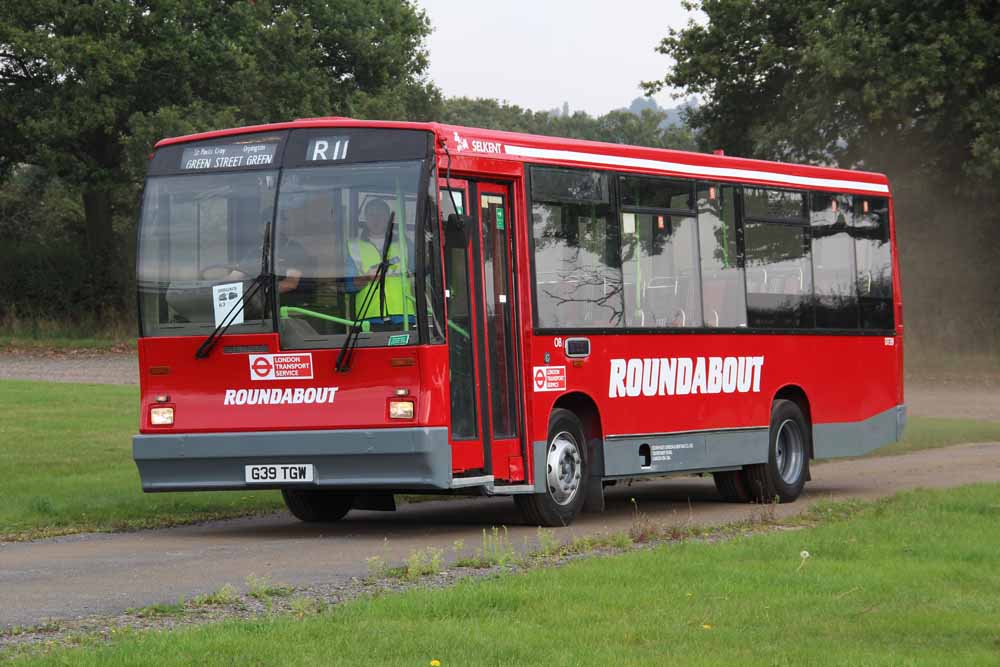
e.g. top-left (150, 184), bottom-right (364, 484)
top-left (154, 118), bottom-right (891, 195)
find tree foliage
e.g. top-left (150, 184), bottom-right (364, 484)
top-left (645, 0), bottom-right (1000, 350)
top-left (645, 0), bottom-right (1000, 179)
top-left (0, 0), bottom-right (435, 311)
top-left (441, 97), bottom-right (696, 151)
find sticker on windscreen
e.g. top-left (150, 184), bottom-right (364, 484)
top-left (387, 334), bottom-right (410, 346)
top-left (212, 282), bottom-right (244, 327)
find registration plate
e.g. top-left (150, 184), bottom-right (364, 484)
top-left (244, 464), bottom-right (314, 484)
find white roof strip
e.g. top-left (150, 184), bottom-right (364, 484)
top-left (503, 144), bottom-right (890, 194)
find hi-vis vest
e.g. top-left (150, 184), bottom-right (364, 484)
top-left (348, 239), bottom-right (412, 319)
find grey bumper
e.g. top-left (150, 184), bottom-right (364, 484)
top-left (133, 427), bottom-right (452, 492)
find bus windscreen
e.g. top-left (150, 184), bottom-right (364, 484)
top-left (136, 160), bottom-right (424, 347)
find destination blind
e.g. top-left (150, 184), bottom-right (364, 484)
top-left (180, 139), bottom-right (280, 170)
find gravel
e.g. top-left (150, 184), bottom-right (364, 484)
top-left (0, 350), bottom-right (138, 385)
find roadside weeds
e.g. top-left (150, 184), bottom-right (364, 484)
top-left (0, 495), bottom-right (866, 660)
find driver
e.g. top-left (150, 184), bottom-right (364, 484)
top-left (228, 215), bottom-right (308, 297)
top-left (348, 199), bottom-right (413, 328)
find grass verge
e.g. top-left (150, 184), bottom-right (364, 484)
top-left (0, 380), bottom-right (282, 541)
top-left (0, 314), bottom-right (135, 351)
top-left (9, 483), bottom-right (1000, 665)
top-left (869, 416), bottom-right (1000, 457)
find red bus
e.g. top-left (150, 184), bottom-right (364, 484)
top-left (134, 118), bottom-right (905, 526)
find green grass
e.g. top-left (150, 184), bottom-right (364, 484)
top-left (12, 484), bottom-right (1000, 665)
top-left (0, 314), bottom-right (135, 351)
top-left (905, 346), bottom-right (1000, 378)
top-left (0, 380), bottom-right (281, 540)
top-left (871, 416), bottom-right (1000, 457)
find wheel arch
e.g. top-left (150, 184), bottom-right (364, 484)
top-left (552, 391), bottom-right (604, 443)
top-left (772, 384), bottom-right (813, 459)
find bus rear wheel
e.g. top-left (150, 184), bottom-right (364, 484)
top-left (281, 489), bottom-right (354, 522)
top-left (515, 408), bottom-right (588, 527)
top-left (746, 399), bottom-right (810, 503)
top-left (713, 469), bottom-right (751, 502)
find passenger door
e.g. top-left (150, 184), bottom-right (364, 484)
top-left (440, 178), bottom-right (522, 481)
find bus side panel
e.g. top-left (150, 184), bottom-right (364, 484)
top-left (522, 332), bottom-right (903, 470)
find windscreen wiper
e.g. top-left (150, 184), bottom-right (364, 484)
top-left (335, 211), bottom-right (395, 373)
top-left (195, 222), bottom-right (272, 360)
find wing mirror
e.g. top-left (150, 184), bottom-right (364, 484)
top-left (445, 213), bottom-right (472, 233)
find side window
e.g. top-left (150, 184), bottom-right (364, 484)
top-left (619, 175), bottom-right (701, 327)
top-left (620, 175), bottom-right (692, 210)
top-left (742, 188), bottom-right (813, 329)
top-left (697, 183), bottom-right (746, 327)
top-left (811, 193), bottom-right (859, 328)
top-left (853, 197), bottom-right (894, 330)
top-left (531, 167), bottom-right (622, 328)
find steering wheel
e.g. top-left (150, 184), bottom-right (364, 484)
top-left (199, 264), bottom-right (239, 281)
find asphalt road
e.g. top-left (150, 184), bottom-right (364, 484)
top-left (2, 442), bottom-right (999, 629)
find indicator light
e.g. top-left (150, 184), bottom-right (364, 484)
top-left (155, 394), bottom-right (170, 403)
top-left (389, 400), bottom-right (415, 419)
top-left (150, 407), bottom-right (174, 426)
top-left (395, 388), bottom-right (409, 396)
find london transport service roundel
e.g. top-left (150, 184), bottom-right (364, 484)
top-left (252, 357), bottom-right (273, 378)
top-left (534, 369), bottom-right (546, 389)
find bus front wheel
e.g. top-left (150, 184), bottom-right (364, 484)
top-left (746, 399), bottom-right (810, 503)
top-left (516, 408), bottom-right (588, 527)
top-left (281, 489), bottom-right (354, 522)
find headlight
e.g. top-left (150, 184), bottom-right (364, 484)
top-left (389, 400), bottom-right (414, 419)
top-left (150, 407), bottom-right (174, 426)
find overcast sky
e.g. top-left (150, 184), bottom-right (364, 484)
top-left (415, 0), bottom-right (694, 116)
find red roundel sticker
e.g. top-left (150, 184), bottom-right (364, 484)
top-left (252, 357), bottom-right (273, 378)
top-left (534, 369), bottom-right (546, 389)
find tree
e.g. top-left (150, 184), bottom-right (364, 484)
top-left (644, 0), bottom-right (1000, 351)
top-left (0, 0), bottom-right (435, 311)
top-left (594, 109), bottom-right (696, 151)
top-left (440, 97), bottom-right (696, 151)
top-left (644, 0), bottom-right (1000, 177)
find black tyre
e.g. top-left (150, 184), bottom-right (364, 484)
top-left (713, 469), bottom-right (752, 503)
top-left (515, 408), bottom-right (588, 527)
top-left (281, 489), bottom-right (354, 522)
top-left (746, 399), bottom-right (810, 503)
